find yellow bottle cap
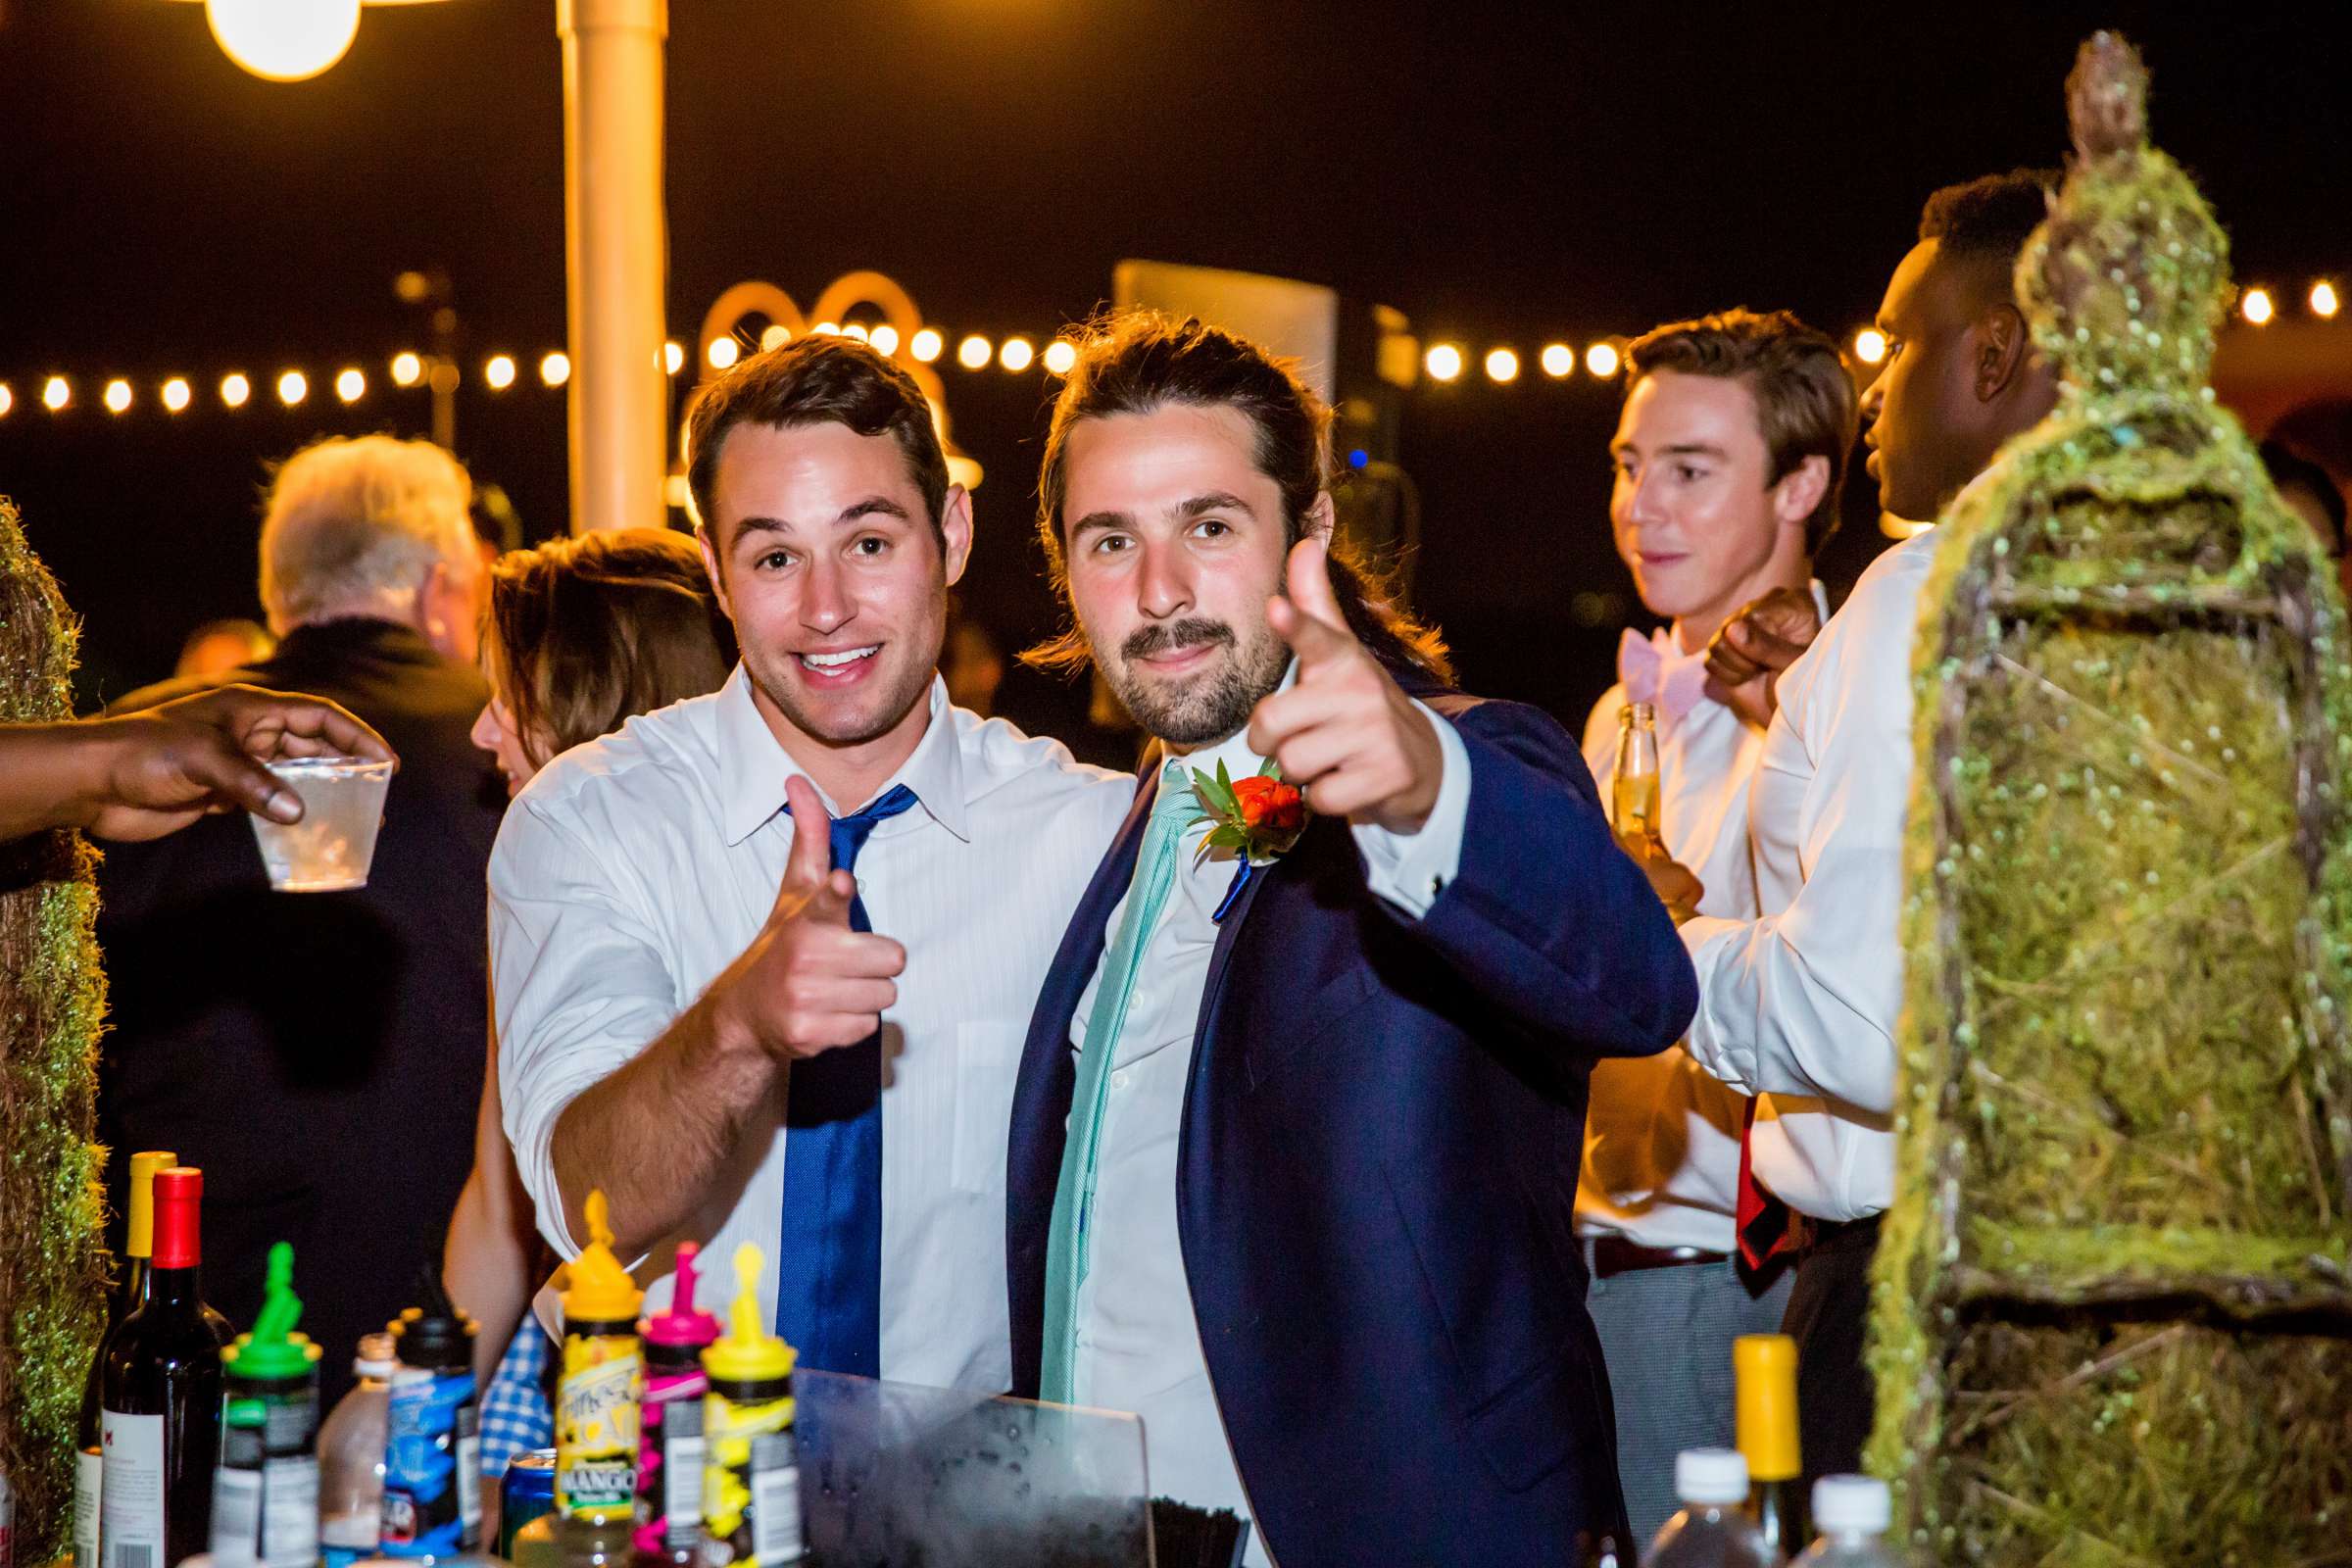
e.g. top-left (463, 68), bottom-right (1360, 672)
top-left (125, 1151), bottom-right (178, 1260)
top-left (560, 1191), bottom-right (644, 1325)
top-left (1735, 1333), bottom-right (1802, 1482)
top-left (702, 1242), bottom-right (797, 1384)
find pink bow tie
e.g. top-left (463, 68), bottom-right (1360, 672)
top-left (1617, 628), bottom-right (1710, 727)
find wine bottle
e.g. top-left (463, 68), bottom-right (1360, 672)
top-left (100, 1165), bottom-right (232, 1568)
top-left (76, 1150), bottom-right (178, 1568)
top-left (1735, 1334), bottom-right (1807, 1559)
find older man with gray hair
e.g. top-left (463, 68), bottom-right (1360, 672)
top-left (98, 434), bottom-right (508, 1409)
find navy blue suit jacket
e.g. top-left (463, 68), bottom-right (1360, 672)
top-left (1006, 685), bottom-right (1698, 1566)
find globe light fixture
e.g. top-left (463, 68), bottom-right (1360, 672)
top-left (202, 0), bottom-right (363, 82)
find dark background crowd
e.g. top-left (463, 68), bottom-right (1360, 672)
top-left (3, 3), bottom-right (2347, 747)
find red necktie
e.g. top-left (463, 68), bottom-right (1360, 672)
top-left (1735, 1096), bottom-right (1797, 1272)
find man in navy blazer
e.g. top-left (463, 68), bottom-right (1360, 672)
top-left (1004, 313), bottom-right (1697, 1565)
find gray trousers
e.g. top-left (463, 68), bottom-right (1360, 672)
top-left (1586, 1248), bottom-right (1795, 1547)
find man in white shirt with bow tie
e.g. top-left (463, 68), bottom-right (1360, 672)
top-left (1577, 309), bottom-right (1856, 1541)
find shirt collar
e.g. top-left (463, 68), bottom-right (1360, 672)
top-left (714, 667), bottom-right (971, 848)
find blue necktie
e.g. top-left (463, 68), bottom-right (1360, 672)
top-left (775, 781), bottom-right (919, 1377)
top-left (1040, 760), bottom-right (1200, 1403)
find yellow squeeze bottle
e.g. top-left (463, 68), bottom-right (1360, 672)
top-left (700, 1244), bottom-right (807, 1565)
top-left (555, 1190), bottom-right (645, 1521)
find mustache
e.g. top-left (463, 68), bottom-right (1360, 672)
top-left (1121, 618), bottom-right (1236, 663)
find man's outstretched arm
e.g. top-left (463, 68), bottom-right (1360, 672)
top-left (498, 776), bottom-right (906, 1259)
top-left (0, 685), bottom-right (393, 843)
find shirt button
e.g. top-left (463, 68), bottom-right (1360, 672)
top-left (1110, 1068), bottom-right (1131, 1091)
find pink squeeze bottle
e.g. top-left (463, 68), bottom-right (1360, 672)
top-left (634, 1242), bottom-right (723, 1562)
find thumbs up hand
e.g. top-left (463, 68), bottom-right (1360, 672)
top-left (1247, 535), bottom-right (1445, 835)
top-left (710, 774), bottom-right (907, 1061)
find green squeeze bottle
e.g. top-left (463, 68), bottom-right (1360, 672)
top-left (211, 1243), bottom-right (325, 1567)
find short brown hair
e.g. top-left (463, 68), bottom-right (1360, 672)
top-left (684, 335), bottom-right (950, 538)
top-left (1026, 310), bottom-right (1451, 683)
top-left (482, 527), bottom-right (738, 763)
top-left (1624, 308), bottom-right (1859, 556)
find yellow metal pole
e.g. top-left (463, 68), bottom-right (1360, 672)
top-left (558, 0), bottom-right (668, 534)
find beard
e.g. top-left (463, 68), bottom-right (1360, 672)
top-left (1095, 614), bottom-right (1290, 748)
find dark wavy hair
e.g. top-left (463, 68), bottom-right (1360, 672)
top-left (482, 527), bottom-right (738, 764)
top-left (684, 334), bottom-right (949, 539)
top-left (1024, 311), bottom-right (1450, 685)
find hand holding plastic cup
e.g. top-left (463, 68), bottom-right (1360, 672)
top-left (247, 756), bottom-right (394, 892)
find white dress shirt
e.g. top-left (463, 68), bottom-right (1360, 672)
top-left (1576, 584), bottom-right (1829, 1252)
top-left (1067, 674), bottom-right (1471, 1565)
top-left (492, 669), bottom-right (1130, 1390)
top-left (1678, 537), bottom-right (1939, 1222)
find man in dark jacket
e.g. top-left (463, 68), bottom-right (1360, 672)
top-left (99, 434), bottom-right (504, 1405)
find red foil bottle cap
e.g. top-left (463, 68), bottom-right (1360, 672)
top-left (151, 1166), bottom-right (203, 1269)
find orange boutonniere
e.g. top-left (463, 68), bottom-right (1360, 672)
top-left (1191, 759), bottom-right (1308, 867)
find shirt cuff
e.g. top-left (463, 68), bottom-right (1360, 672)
top-left (1351, 702), bottom-right (1470, 918)
top-left (1675, 913), bottom-right (1758, 1095)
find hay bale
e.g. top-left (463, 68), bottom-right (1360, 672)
top-left (0, 496), bottom-right (108, 1562)
top-left (1870, 33), bottom-right (2352, 1559)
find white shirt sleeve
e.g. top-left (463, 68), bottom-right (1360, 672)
top-left (490, 796), bottom-right (685, 1259)
top-left (1675, 563), bottom-right (1920, 1116)
top-left (1351, 702), bottom-right (1472, 919)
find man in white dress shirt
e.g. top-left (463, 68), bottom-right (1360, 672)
top-left (1578, 309), bottom-right (1855, 1542)
top-left (1005, 314), bottom-right (1696, 1566)
top-left (1666, 170), bottom-right (2060, 1484)
top-left (491, 336), bottom-right (1129, 1389)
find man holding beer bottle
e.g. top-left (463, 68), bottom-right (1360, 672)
top-left (1578, 309), bottom-right (1855, 1542)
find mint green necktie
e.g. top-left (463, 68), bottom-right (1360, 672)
top-left (1041, 760), bottom-right (1199, 1404)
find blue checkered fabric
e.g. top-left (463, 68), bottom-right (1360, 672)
top-left (476, 1317), bottom-right (554, 1487)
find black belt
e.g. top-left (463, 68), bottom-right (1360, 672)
top-left (1591, 1236), bottom-right (1732, 1280)
top-left (1788, 1212), bottom-right (1883, 1255)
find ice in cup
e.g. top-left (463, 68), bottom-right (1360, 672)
top-left (247, 756), bottom-right (394, 892)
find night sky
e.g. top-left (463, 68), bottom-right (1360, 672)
top-left (4, 1), bottom-right (2346, 740)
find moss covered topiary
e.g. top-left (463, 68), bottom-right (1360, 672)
top-left (1869, 34), bottom-right (2352, 1560)
top-left (0, 497), bottom-right (108, 1562)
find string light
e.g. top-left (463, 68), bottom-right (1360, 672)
top-left (812, 321), bottom-right (840, 336)
top-left (0, 383), bottom-right (12, 418)
top-left (21, 277), bottom-right (2346, 440)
